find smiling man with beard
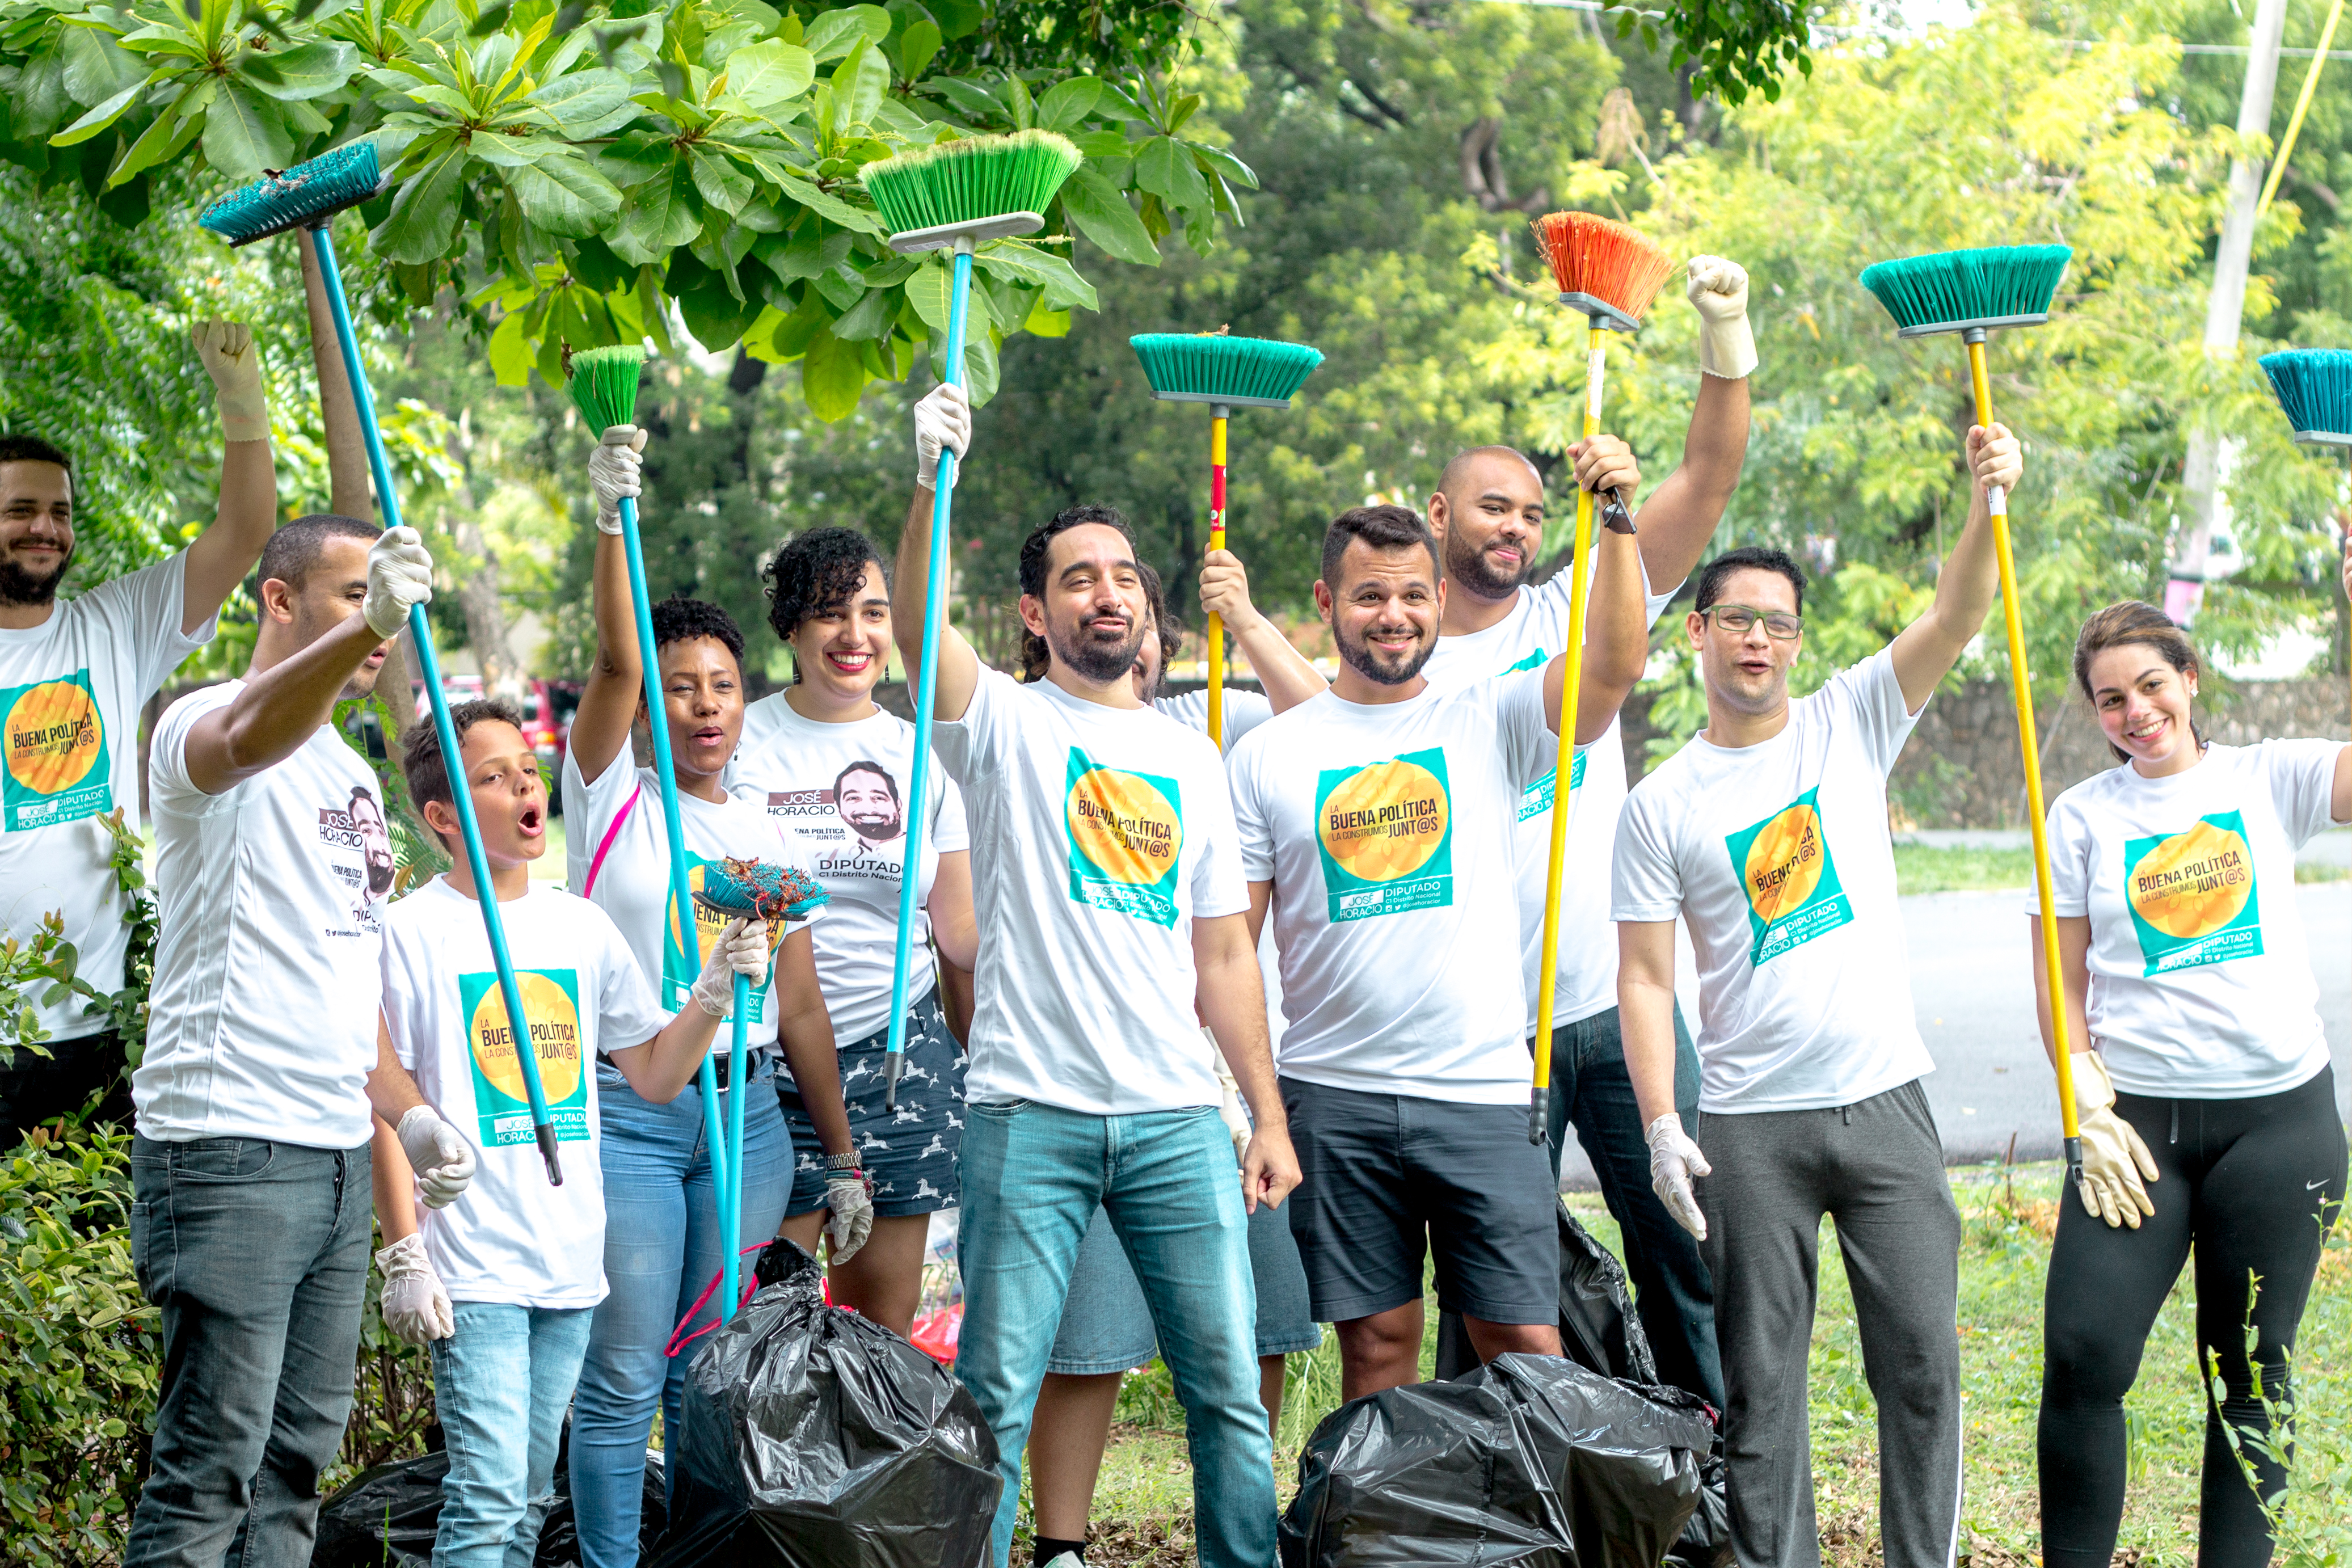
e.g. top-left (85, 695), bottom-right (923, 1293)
top-left (894, 383), bottom-right (1299, 1568)
top-left (1225, 500), bottom-right (1650, 1402)
top-left (0, 325), bottom-right (281, 1137)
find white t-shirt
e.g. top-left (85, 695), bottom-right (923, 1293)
top-left (0, 553), bottom-right (212, 1040)
top-left (1612, 647), bottom-right (1933, 1114)
top-left (2037, 740), bottom-right (2345, 1098)
top-left (1154, 688), bottom-right (1274, 748)
top-left (727, 695), bottom-right (970, 1044)
top-left (136, 682), bottom-right (389, 1147)
top-left (1421, 568), bottom-right (1681, 1029)
top-left (1228, 671), bottom-right (1559, 1103)
top-left (561, 753), bottom-right (824, 1051)
top-left (381, 878), bottom-right (668, 1307)
top-left (931, 666), bottom-right (1247, 1114)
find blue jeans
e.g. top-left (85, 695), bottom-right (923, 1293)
top-left (126, 1136), bottom-right (373, 1568)
top-left (1539, 1001), bottom-right (1723, 1410)
top-left (571, 1060), bottom-right (793, 1568)
top-left (958, 1098), bottom-right (1274, 1568)
top-left (431, 1303), bottom-right (595, 1568)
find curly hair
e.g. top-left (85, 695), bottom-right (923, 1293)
top-left (1021, 560), bottom-right (1180, 685)
top-left (764, 528), bottom-right (888, 647)
top-left (1017, 503), bottom-right (1133, 600)
top-left (649, 592), bottom-right (745, 669)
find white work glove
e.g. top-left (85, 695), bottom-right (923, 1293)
top-left (1210, 1034), bottom-right (1251, 1165)
top-left (914, 381), bottom-right (970, 489)
top-left (588, 424), bottom-right (647, 535)
top-left (689, 917), bottom-right (769, 1019)
top-left (1646, 1112), bottom-right (1712, 1241)
top-left (1685, 255), bottom-right (1757, 382)
top-left (396, 1103), bottom-right (476, 1210)
top-left (363, 526), bottom-right (435, 641)
top-left (2069, 1051), bottom-right (2159, 1229)
top-left (193, 320), bottom-right (269, 444)
top-left (375, 1233), bottom-right (453, 1346)
top-left (825, 1166), bottom-right (875, 1262)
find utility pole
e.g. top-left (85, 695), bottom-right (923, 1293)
top-left (2170, 0), bottom-right (2292, 624)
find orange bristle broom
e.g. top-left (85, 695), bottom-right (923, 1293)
top-left (1521, 210), bottom-right (1675, 1146)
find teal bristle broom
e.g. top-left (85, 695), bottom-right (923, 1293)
top-left (1860, 243), bottom-right (2084, 1195)
top-left (862, 130), bottom-right (1082, 1110)
top-left (202, 144), bottom-right (565, 1186)
top-left (694, 858), bottom-right (827, 1320)
top-left (1129, 332), bottom-right (1323, 749)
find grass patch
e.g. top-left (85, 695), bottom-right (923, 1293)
top-left (1046, 1169), bottom-right (2352, 1566)
top-left (1893, 843), bottom-right (2035, 893)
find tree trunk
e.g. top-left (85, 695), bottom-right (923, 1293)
top-left (447, 505), bottom-right (524, 700)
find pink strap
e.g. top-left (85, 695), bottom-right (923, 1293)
top-left (665, 1241), bottom-right (770, 1358)
top-left (582, 783), bottom-right (641, 899)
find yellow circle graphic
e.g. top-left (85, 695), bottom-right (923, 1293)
top-left (6, 681), bottom-right (102, 795)
top-left (1744, 804), bottom-right (1825, 924)
top-left (470, 972), bottom-right (584, 1104)
top-left (1066, 768), bottom-right (1182, 885)
top-left (2128, 820), bottom-right (2253, 940)
top-left (1320, 761), bottom-right (1449, 882)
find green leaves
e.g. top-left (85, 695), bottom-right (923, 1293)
top-left (1061, 162), bottom-right (1158, 264)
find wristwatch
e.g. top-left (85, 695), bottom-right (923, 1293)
top-left (825, 1150), bottom-right (863, 1173)
top-left (1600, 490), bottom-right (1638, 535)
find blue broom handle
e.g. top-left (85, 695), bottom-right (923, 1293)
top-left (721, 972), bottom-right (750, 1322)
top-left (308, 227), bottom-right (563, 1186)
top-left (614, 495), bottom-right (732, 1235)
top-left (882, 244), bottom-right (973, 1111)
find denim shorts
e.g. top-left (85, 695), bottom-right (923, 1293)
top-left (1046, 1195), bottom-right (1322, 1373)
top-left (781, 988), bottom-right (964, 1217)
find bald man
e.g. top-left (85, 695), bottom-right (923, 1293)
top-left (1418, 256), bottom-right (1756, 1406)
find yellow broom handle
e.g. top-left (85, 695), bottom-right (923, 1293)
top-left (1529, 323), bottom-right (1604, 1143)
top-left (1968, 335), bottom-right (2085, 1168)
top-left (1207, 413), bottom-right (1228, 750)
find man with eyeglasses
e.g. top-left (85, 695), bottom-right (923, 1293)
top-left (1611, 421), bottom-right (2024, 1568)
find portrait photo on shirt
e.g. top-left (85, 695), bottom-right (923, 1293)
top-left (318, 783), bottom-right (392, 933)
top-left (764, 758), bottom-right (908, 882)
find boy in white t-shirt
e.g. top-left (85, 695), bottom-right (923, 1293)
top-left (369, 697), bottom-right (768, 1568)
top-left (1612, 423), bottom-right (2022, 1568)
top-left (895, 385), bottom-right (1300, 1568)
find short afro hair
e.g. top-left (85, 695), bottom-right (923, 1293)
top-left (258, 515), bottom-right (382, 594)
top-left (400, 697), bottom-right (526, 842)
top-left (1320, 504), bottom-right (1439, 589)
top-left (1695, 545), bottom-right (1807, 618)
top-left (649, 592), bottom-right (746, 671)
top-left (1018, 503), bottom-right (1134, 600)
top-left (764, 528), bottom-right (888, 646)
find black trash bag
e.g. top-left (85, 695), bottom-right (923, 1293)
top-left (311, 1432), bottom-right (665, 1568)
top-left (1280, 1352), bottom-right (1715, 1568)
top-left (1664, 1448), bottom-right (1733, 1568)
top-left (533, 1448), bottom-right (667, 1566)
top-left (647, 1238), bottom-right (1001, 1568)
top-left (1435, 1202), bottom-right (1659, 1385)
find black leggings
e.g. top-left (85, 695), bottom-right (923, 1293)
top-left (2039, 1064), bottom-right (2347, 1568)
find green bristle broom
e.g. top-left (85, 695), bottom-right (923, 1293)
top-left (861, 131), bottom-right (1082, 1111)
top-left (566, 342), bottom-right (745, 1288)
top-left (1860, 243), bottom-right (2084, 1194)
top-left (1129, 331), bottom-right (1324, 748)
top-left (201, 143), bottom-right (564, 1186)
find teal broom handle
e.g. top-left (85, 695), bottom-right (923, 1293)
top-left (308, 226), bottom-right (563, 1186)
top-left (614, 494), bottom-right (732, 1237)
top-left (882, 242), bottom-right (973, 1114)
top-left (722, 972), bottom-right (749, 1322)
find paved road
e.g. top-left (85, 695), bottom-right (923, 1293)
top-left (1553, 877), bottom-right (2351, 1188)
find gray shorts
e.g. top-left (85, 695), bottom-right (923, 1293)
top-left (1046, 1197), bottom-right (1322, 1372)
top-left (1280, 1074), bottom-right (1560, 1325)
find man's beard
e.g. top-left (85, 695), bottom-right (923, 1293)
top-left (1443, 528), bottom-right (1529, 601)
top-left (366, 855), bottom-right (395, 896)
top-left (1049, 611), bottom-right (1146, 684)
top-left (0, 545), bottom-right (70, 606)
top-left (849, 812), bottom-right (903, 843)
top-left (1335, 619), bottom-right (1435, 686)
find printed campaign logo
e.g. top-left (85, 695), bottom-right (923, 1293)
top-left (317, 786), bottom-right (394, 935)
top-left (461, 967), bottom-right (590, 1146)
top-left (2123, 811), bottom-right (2262, 975)
top-left (663, 854), bottom-right (781, 1021)
top-left (1725, 787), bottom-right (1851, 965)
top-left (770, 759), bottom-right (911, 887)
top-left (2, 671), bottom-right (109, 832)
top-left (1064, 751), bottom-right (1184, 927)
top-left (1316, 747), bottom-right (1454, 924)
top-left (1518, 748), bottom-right (1587, 824)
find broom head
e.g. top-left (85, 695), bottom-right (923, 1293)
top-left (693, 856), bottom-right (829, 931)
top-left (1858, 245), bottom-right (2072, 338)
top-left (1130, 334), bottom-right (1323, 409)
top-left (566, 344), bottom-right (646, 431)
top-left (199, 141), bottom-right (388, 247)
top-left (2259, 349), bottom-right (2352, 448)
top-left (862, 130), bottom-right (1082, 254)
top-left (1529, 211), bottom-right (1675, 332)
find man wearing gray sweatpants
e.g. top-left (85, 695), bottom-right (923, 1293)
top-left (1611, 420), bottom-right (2023, 1568)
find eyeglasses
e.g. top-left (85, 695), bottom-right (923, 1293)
top-left (1702, 604), bottom-right (1803, 640)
